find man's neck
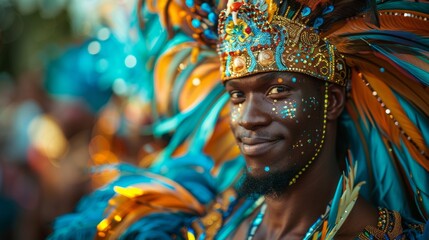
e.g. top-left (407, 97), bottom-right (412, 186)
top-left (261, 153), bottom-right (341, 239)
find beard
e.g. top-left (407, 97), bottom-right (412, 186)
top-left (237, 166), bottom-right (299, 199)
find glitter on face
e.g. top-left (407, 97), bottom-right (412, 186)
top-left (231, 103), bottom-right (242, 122)
top-left (272, 100), bottom-right (297, 119)
top-left (280, 101), bottom-right (297, 119)
top-left (288, 95), bottom-right (323, 156)
top-left (302, 97), bottom-right (320, 111)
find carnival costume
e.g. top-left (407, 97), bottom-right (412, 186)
top-left (50, 0), bottom-right (429, 239)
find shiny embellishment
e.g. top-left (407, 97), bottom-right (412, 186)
top-left (289, 82), bottom-right (329, 186)
top-left (232, 56), bottom-right (247, 73)
top-left (247, 203), bottom-right (267, 240)
top-left (225, 19), bottom-right (252, 43)
top-left (301, 7), bottom-right (311, 17)
top-left (258, 50), bottom-right (274, 66)
top-left (218, 2), bottom-right (348, 86)
top-left (359, 73), bottom-right (428, 159)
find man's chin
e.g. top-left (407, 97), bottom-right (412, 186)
top-left (237, 167), bottom-right (298, 199)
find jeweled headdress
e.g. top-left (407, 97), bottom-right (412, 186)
top-left (217, 0), bottom-right (348, 86)
top-left (217, 0), bottom-right (429, 224)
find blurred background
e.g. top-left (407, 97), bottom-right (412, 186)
top-left (0, 0), bottom-right (161, 238)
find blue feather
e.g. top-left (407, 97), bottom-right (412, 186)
top-left (327, 175), bottom-right (343, 230)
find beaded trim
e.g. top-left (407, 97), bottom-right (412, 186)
top-left (349, 10), bottom-right (429, 21)
top-left (359, 73), bottom-right (428, 160)
top-left (357, 207), bottom-right (404, 240)
top-left (289, 82), bottom-right (329, 185)
top-left (246, 202), bottom-right (267, 239)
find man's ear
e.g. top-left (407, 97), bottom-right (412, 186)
top-left (326, 84), bottom-right (346, 120)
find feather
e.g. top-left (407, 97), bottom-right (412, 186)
top-left (325, 163), bottom-right (365, 240)
top-left (327, 175), bottom-right (343, 230)
top-left (189, 93), bottom-right (229, 153)
top-left (348, 64), bottom-right (429, 170)
top-left (320, 220), bottom-right (328, 240)
top-left (325, 8), bottom-right (429, 38)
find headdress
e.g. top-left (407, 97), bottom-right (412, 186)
top-left (49, 1), bottom-right (429, 239)
top-left (218, 0), bottom-right (429, 223)
top-left (217, 0), bottom-right (348, 86)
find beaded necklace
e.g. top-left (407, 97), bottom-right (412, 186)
top-left (246, 202), bottom-right (331, 240)
top-left (246, 201), bottom-right (331, 240)
top-left (246, 202), bottom-right (267, 240)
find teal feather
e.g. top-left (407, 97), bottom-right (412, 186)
top-left (215, 197), bottom-right (262, 240)
top-left (367, 124), bottom-right (413, 214)
top-left (189, 92), bottom-right (229, 153)
top-left (391, 93), bottom-right (429, 222)
top-left (327, 175), bottom-right (343, 230)
top-left (215, 155), bottom-right (246, 193)
top-left (151, 84), bottom-right (226, 170)
top-left (339, 112), bottom-right (374, 201)
top-left (377, 1), bottom-right (429, 14)
top-left (368, 43), bottom-right (429, 86)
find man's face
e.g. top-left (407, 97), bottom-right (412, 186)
top-left (225, 72), bottom-right (326, 184)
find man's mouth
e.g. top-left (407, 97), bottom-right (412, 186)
top-left (239, 137), bottom-right (280, 156)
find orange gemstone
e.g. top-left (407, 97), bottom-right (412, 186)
top-left (232, 56), bottom-right (246, 73)
top-left (230, 2), bottom-right (243, 11)
top-left (258, 50), bottom-right (274, 66)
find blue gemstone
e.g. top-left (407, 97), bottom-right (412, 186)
top-left (313, 18), bottom-right (324, 29)
top-left (379, 67), bottom-right (385, 72)
top-left (208, 12), bottom-right (217, 23)
top-left (264, 166), bottom-right (270, 172)
top-left (192, 19), bottom-right (201, 28)
top-left (301, 6), bottom-right (311, 17)
top-left (292, 77), bottom-right (297, 83)
top-left (322, 5), bottom-right (334, 15)
top-left (201, 3), bottom-right (211, 13)
top-left (254, 217), bottom-right (263, 224)
top-left (185, 0), bottom-right (194, 7)
top-left (204, 29), bottom-right (217, 39)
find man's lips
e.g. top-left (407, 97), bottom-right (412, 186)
top-left (239, 137), bottom-right (280, 156)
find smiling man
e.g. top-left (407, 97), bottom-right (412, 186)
top-left (226, 72), bottom-right (336, 198)
top-left (215, 0), bottom-right (429, 239)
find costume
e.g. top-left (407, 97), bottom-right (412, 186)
top-left (49, 0), bottom-right (429, 239)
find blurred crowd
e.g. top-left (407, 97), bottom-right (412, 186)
top-left (0, 1), bottom-right (163, 238)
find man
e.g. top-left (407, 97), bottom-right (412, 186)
top-left (215, 0), bottom-right (428, 239)
top-left (49, 0), bottom-right (429, 239)
top-left (222, 71), bottom-right (377, 239)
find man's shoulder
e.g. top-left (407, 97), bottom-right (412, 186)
top-left (356, 207), bottom-right (425, 240)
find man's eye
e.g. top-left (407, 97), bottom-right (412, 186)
top-left (230, 91), bottom-right (244, 99)
top-left (268, 86), bottom-right (290, 96)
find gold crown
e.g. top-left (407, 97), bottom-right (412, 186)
top-left (217, 1), bottom-right (348, 86)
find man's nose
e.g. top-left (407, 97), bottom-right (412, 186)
top-left (238, 95), bottom-right (271, 130)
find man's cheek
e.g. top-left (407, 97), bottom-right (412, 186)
top-left (230, 103), bottom-right (242, 123)
top-left (270, 99), bottom-right (298, 121)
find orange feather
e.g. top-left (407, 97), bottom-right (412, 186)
top-left (349, 64), bottom-right (429, 170)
